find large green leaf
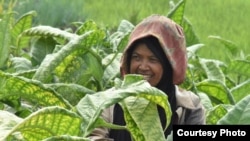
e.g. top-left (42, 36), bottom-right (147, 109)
top-left (76, 74), bottom-right (171, 140)
top-left (32, 31), bottom-right (92, 82)
top-left (167, 0), bottom-right (199, 46)
top-left (199, 58), bottom-right (226, 84)
top-left (181, 18), bottom-right (200, 46)
top-left (121, 100), bottom-right (145, 140)
top-left (12, 11), bottom-right (36, 51)
top-left (54, 50), bottom-right (104, 90)
top-left (110, 19), bottom-right (133, 52)
top-left (45, 83), bottom-right (95, 106)
top-left (81, 52), bottom-right (104, 88)
top-left (75, 20), bottom-right (100, 35)
top-left (167, 0), bottom-right (185, 24)
top-left (227, 59), bottom-right (250, 77)
top-left (30, 37), bottom-right (57, 66)
top-left (0, 110), bottom-right (23, 140)
top-left (102, 53), bottom-right (122, 88)
top-left (10, 57), bottom-right (33, 72)
top-left (22, 25), bottom-right (77, 41)
top-left (198, 92), bottom-right (213, 111)
top-left (196, 79), bottom-right (235, 105)
top-left (122, 97), bottom-right (165, 141)
top-left (230, 79), bottom-right (250, 103)
top-left (3, 106), bottom-right (82, 141)
top-left (0, 71), bottom-right (72, 109)
top-left (208, 35), bottom-right (239, 56)
top-left (217, 95), bottom-right (250, 124)
top-left (31, 21), bottom-right (106, 84)
top-left (0, 12), bottom-right (11, 68)
top-left (186, 43), bottom-right (204, 59)
top-left (205, 104), bottom-right (231, 125)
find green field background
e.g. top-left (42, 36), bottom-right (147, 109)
top-left (13, 0), bottom-right (250, 61)
top-left (185, 0), bottom-right (250, 61)
top-left (82, 0), bottom-right (250, 61)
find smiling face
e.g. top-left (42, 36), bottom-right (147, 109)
top-left (129, 43), bottom-right (163, 86)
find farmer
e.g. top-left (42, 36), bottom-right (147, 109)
top-left (89, 14), bottom-right (206, 141)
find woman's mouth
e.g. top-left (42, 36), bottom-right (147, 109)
top-left (142, 75), bottom-right (151, 80)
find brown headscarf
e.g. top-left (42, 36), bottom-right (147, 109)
top-left (120, 14), bottom-right (187, 85)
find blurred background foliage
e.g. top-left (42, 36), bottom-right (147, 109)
top-left (12, 0), bottom-right (86, 28)
top-left (2, 0), bottom-right (250, 61)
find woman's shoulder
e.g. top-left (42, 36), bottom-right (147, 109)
top-left (175, 85), bottom-right (202, 109)
top-left (175, 86), bottom-right (206, 124)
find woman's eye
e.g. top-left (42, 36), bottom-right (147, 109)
top-left (150, 57), bottom-right (159, 63)
top-left (131, 54), bottom-right (140, 60)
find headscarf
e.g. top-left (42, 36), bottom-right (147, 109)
top-left (120, 14), bottom-right (187, 85)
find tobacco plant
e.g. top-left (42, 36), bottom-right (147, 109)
top-left (0, 0), bottom-right (250, 141)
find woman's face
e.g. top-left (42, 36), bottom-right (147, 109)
top-left (130, 43), bottom-right (163, 86)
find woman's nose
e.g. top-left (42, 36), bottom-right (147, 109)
top-left (138, 60), bottom-right (149, 70)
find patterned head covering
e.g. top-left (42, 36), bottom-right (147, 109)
top-left (120, 14), bottom-right (187, 84)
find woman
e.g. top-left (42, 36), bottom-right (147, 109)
top-left (89, 14), bottom-right (206, 141)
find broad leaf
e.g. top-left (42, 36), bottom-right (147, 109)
top-left (32, 31), bottom-right (92, 82)
top-left (199, 58), bottom-right (226, 84)
top-left (102, 53), bottom-right (122, 88)
top-left (13, 11), bottom-right (36, 50)
top-left (205, 104), bottom-right (231, 125)
top-left (196, 79), bottom-right (235, 105)
top-left (167, 0), bottom-right (199, 46)
top-left (3, 106), bottom-right (82, 140)
top-left (186, 43), bottom-right (204, 59)
top-left (122, 97), bottom-right (165, 141)
top-left (22, 25), bottom-right (77, 41)
top-left (0, 110), bottom-right (23, 140)
top-left (45, 83), bottom-right (95, 106)
top-left (167, 0), bottom-right (185, 24)
top-left (217, 95), bottom-right (250, 124)
top-left (198, 92), bottom-right (213, 111)
top-left (208, 35), bottom-right (238, 56)
top-left (227, 59), bottom-right (250, 77)
top-left (230, 79), bottom-right (250, 103)
top-left (76, 74), bottom-right (171, 140)
top-left (10, 57), bottom-right (33, 72)
top-left (30, 37), bottom-right (57, 66)
top-left (0, 71), bottom-right (72, 109)
top-left (112, 19), bottom-right (133, 52)
top-left (0, 12), bottom-right (11, 67)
